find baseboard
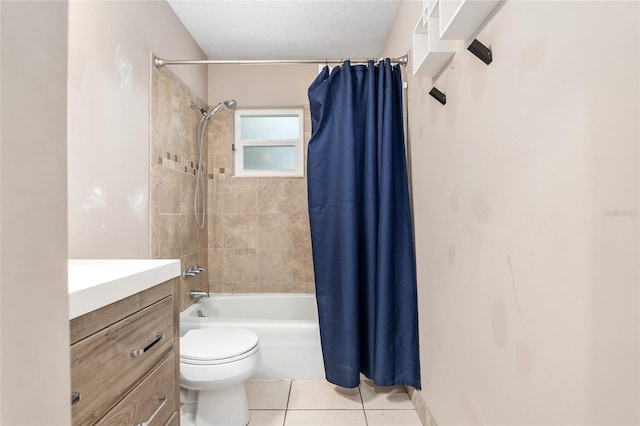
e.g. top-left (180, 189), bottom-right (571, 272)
top-left (405, 386), bottom-right (438, 426)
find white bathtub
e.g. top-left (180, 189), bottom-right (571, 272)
top-left (180, 293), bottom-right (325, 380)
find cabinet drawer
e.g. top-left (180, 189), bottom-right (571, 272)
top-left (163, 412), bottom-right (179, 426)
top-left (71, 297), bottom-right (173, 426)
top-left (96, 354), bottom-right (176, 426)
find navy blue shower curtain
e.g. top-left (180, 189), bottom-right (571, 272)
top-left (307, 60), bottom-right (421, 389)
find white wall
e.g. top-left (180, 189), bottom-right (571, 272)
top-left (383, 1), bottom-right (639, 424)
top-left (0, 1), bottom-right (70, 423)
top-left (68, 0), bottom-right (208, 258)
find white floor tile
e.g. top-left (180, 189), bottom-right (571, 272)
top-left (180, 413), bottom-right (195, 426)
top-left (285, 410), bottom-right (367, 426)
top-left (359, 379), bottom-right (414, 409)
top-left (249, 410), bottom-right (286, 426)
top-left (365, 409), bottom-right (423, 426)
top-left (288, 380), bottom-right (362, 410)
top-left (247, 380), bottom-right (292, 410)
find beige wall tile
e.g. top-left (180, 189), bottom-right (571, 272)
top-left (292, 248), bottom-right (314, 282)
top-left (213, 144), bottom-right (232, 171)
top-left (197, 218), bottom-right (208, 251)
top-left (202, 96), bottom-right (315, 294)
top-left (206, 178), bottom-right (215, 215)
top-left (257, 179), bottom-right (308, 214)
top-left (223, 248), bottom-right (258, 282)
top-left (197, 249), bottom-right (209, 279)
top-left (258, 248), bottom-right (293, 282)
top-left (267, 281), bottom-right (316, 293)
top-left (207, 248), bottom-right (224, 282)
top-left (150, 164), bottom-right (182, 214)
top-left (291, 213), bottom-right (312, 248)
top-left (223, 214), bottom-right (258, 248)
top-left (150, 207), bottom-right (160, 259)
top-left (181, 213), bottom-right (199, 256)
top-left (208, 178), bottom-right (224, 215)
top-left (299, 282), bottom-right (316, 293)
top-left (208, 282), bottom-right (224, 293)
top-left (258, 214), bottom-right (293, 248)
top-left (210, 110), bottom-right (234, 162)
top-left (150, 66), bottom-right (210, 310)
top-left (259, 282), bottom-right (298, 293)
top-left (207, 214), bottom-right (223, 248)
top-left (153, 214), bottom-right (181, 259)
top-left (221, 282), bottom-right (263, 293)
top-left (181, 170), bottom-right (197, 215)
top-left (222, 179), bottom-right (257, 214)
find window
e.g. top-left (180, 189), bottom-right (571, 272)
top-left (234, 109), bottom-right (304, 177)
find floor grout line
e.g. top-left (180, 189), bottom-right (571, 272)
top-left (285, 409), bottom-right (367, 411)
top-left (285, 380), bottom-right (293, 409)
top-left (247, 379), bottom-right (421, 426)
top-left (358, 384), bottom-right (369, 426)
top-left (282, 380), bottom-right (292, 426)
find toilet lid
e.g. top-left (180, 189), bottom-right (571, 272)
top-left (180, 328), bottom-right (259, 362)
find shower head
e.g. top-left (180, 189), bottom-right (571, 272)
top-left (205, 99), bottom-right (237, 120)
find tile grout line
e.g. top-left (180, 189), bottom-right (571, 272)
top-left (358, 382), bottom-right (370, 426)
top-left (249, 379), bottom-right (422, 425)
top-left (282, 379), bottom-right (293, 426)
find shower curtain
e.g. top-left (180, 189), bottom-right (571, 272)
top-left (307, 59), bottom-right (421, 389)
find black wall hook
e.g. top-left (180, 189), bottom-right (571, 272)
top-left (468, 39), bottom-right (493, 65)
top-left (429, 87), bottom-right (446, 105)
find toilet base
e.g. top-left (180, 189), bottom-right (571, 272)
top-left (195, 382), bottom-right (250, 426)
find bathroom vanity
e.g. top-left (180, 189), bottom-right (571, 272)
top-left (68, 260), bottom-right (181, 426)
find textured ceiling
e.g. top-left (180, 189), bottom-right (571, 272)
top-left (167, 0), bottom-right (400, 60)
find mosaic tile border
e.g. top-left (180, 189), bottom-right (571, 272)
top-left (155, 149), bottom-right (226, 179)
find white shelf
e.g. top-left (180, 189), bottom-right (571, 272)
top-left (412, 16), bottom-right (455, 77)
top-left (411, 0), bottom-right (502, 78)
top-left (439, 0), bottom-right (502, 40)
top-left (414, 13), bottom-right (428, 35)
top-left (427, 0), bottom-right (440, 18)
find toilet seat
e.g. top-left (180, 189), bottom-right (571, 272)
top-left (180, 328), bottom-right (259, 366)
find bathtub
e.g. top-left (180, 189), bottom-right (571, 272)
top-left (180, 293), bottom-right (325, 380)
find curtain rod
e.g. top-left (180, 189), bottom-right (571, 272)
top-left (153, 55), bottom-right (408, 68)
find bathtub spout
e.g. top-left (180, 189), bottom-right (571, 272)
top-left (190, 290), bottom-right (209, 300)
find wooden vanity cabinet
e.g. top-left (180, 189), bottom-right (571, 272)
top-left (70, 278), bottom-right (180, 426)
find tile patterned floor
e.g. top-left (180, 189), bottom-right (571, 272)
top-left (247, 379), bottom-right (422, 426)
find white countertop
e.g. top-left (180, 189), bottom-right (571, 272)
top-left (69, 259), bottom-right (181, 320)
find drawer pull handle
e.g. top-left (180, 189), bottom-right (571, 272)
top-left (71, 391), bottom-right (81, 406)
top-left (134, 395), bottom-right (167, 426)
top-left (130, 333), bottom-right (164, 357)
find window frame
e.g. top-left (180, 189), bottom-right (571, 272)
top-left (233, 108), bottom-right (305, 177)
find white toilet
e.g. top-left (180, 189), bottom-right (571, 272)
top-left (180, 327), bottom-right (261, 426)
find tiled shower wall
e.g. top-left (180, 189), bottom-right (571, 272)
top-left (206, 109), bottom-right (316, 293)
top-left (150, 66), bottom-right (315, 296)
top-left (150, 66), bottom-right (210, 310)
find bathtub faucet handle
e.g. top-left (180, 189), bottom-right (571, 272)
top-left (184, 265), bottom-right (205, 279)
top-left (190, 290), bottom-right (209, 300)
top-left (183, 269), bottom-right (197, 279)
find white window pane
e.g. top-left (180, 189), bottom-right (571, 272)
top-left (243, 146), bottom-right (296, 171)
top-left (240, 116), bottom-right (299, 140)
